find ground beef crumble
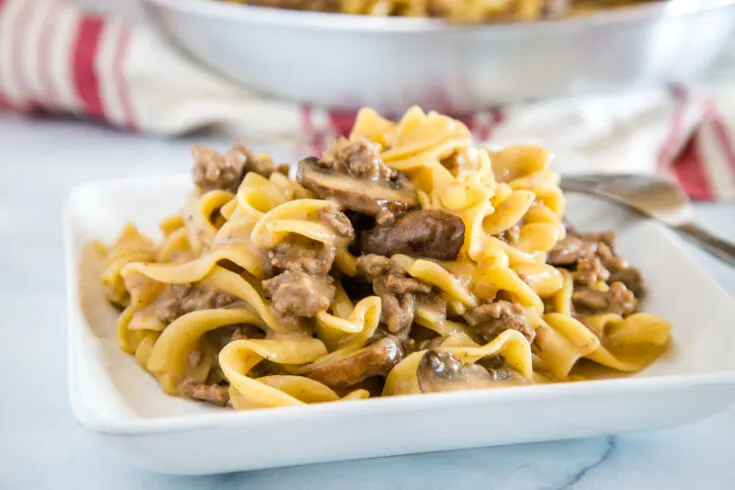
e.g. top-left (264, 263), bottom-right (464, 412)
top-left (155, 284), bottom-right (239, 325)
top-left (548, 225), bottom-right (644, 317)
top-left (463, 300), bottom-right (535, 343)
top-left (192, 141), bottom-right (288, 193)
top-left (262, 271), bottom-right (335, 323)
top-left (178, 379), bottom-right (230, 406)
top-left (356, 254), bottom-right (440, 340)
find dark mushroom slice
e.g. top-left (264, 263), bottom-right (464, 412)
top-left (463, 300), bottom-right (535, 344)
top-left (307, 336), bottom-right (404, 390)
top-left (296, 157), bottom-right (418, 218)
top-left (416, 350), bottom-right (529, 394)
top-left (361, 209), bottom-right (465, 261)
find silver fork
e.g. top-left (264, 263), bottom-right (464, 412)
top-left (560, 173), bottom-right (735, 267)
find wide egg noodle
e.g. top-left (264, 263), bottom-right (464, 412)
top-left (182, 189), bottom-right (234, 255)
top-left (98, 223), bottom-right (155, 307)
top-left (582, 313), bottom-right (672, 372)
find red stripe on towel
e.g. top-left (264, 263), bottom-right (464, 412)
top-left (327, 110), bottom-right (357, 137)
top-left (72, 15), bottom-right (106, 118)
top-left (671, 133), bottom-right (714, 201)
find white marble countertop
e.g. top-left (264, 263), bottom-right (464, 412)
top-left (2, 114), bottom-right (734, 489)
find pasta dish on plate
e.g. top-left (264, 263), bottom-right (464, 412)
top-left (220, 0), bottom-right (662, 23)
top-left (94, 106), bottom-right (671, 410)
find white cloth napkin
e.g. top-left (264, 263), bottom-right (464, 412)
top-left (1, 0), bottom-right (734, 200)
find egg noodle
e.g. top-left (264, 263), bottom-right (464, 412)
top-left (223, 0), bottom-right (657, 23)
top-left (95, 106), bottom-right (671, 410)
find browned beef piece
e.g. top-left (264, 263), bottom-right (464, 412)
top-left (547, 235), bottom-right (596, 266)
top-left (383, 273), bottom-right (432, 295)
top-left (191, 146), bottom-right (244, 193)
top-left (230, 141), bottom-right (290, 178)
top-left (379, 293), bottom-right (416, 338)
top-left (262, 271), bottom-right (335, 319)
top-left (609, 267), bottom-right (645, 297)
top-left (356, 254), bottom-right (435, 337)
top-left (357, 255), bottom-right (431, 293)
top-left (356, 253), bottom-right (394, 278)
top-left (361, 209), bottom-right (465, 261)
top-left (549, 227), bottom-right (645, 301)
top-left (268, 238), bottom-right (336, 275)
top-left (296, 138), bottom-right (418, 219)
top-left (463, 300), bottom-right (535, 344)
top-left (573, 256), bottom-right (611, 287)
top-left (355, 255), bottom-right (443, 341)
top-left (154, 287), bottom-right (181, 325)
top-left (572, 281), bottom-right (637, 316)
top-left (358, 256), bottom-right (428, 295)
top-left (307, 336), bottom-right (404, 389)
top-left (319, 206), bottom-right (356, 241)
top-left (178, 380), bottom-right (230, 406)
top-left (179, 285), bottom-right (238, 313)
top-left (323, 137), bottom-right (395, 181)
top-left (577, 231), bottom-right (616, 249)
top-left (587, 238), bottom-right (645, 298)
top-left (595, 241), bottom-right (632, 276)
top-left (155, 284), bottom-right (239, 325)
top-left (192, 141), bottom-right (288, 193)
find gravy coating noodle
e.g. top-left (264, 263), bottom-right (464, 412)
top-left (93, 106), bottom-right (671, 410)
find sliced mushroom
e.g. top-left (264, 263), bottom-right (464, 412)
top-left (307, 336), bottom-right (404, 390)
top-left (361, 209), bottom-right (465, 261)
top-left (296, 157), bottom-right (418, 218)
top-left (416, 350), bottom-right (528, 393)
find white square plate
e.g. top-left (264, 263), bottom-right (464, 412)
top-left (65, 176), bottom-right (735, 475)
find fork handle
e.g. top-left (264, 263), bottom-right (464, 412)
top-left (675, 222), bottom-right (735, 267)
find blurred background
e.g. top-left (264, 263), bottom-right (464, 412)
top-left (2, 0), bottom-right (735, 197)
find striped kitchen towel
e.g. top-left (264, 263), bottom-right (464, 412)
top-left (1, 0), bottom-right (734, 200)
